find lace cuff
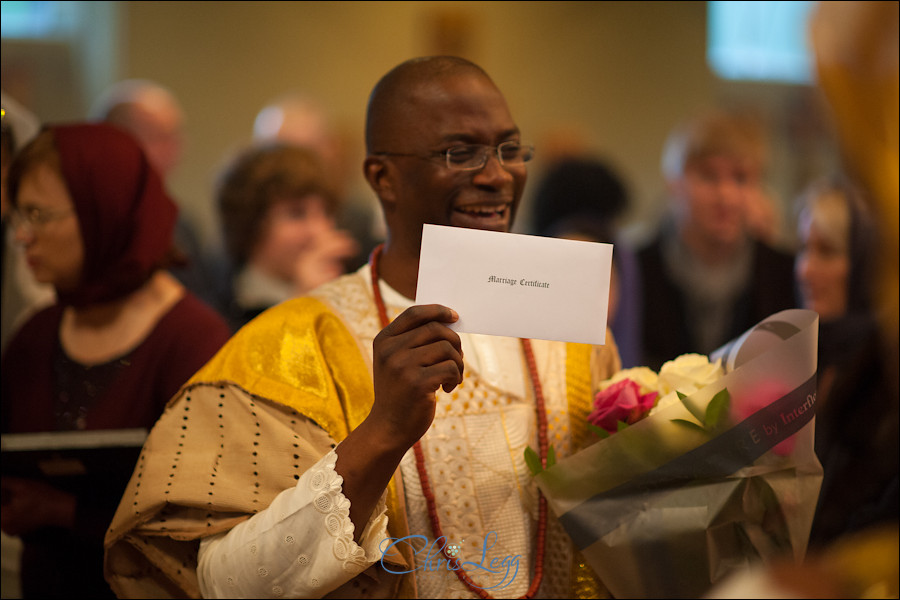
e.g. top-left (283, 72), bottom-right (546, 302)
top-left (198, 449), bottom-right (390, 598)
top-left (308, 449), bottom-right (389, 573)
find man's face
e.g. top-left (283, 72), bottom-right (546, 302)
top-left (670, 154), bottom-right (759, 248)
top-left (375, 73), bottom-right (527, 257)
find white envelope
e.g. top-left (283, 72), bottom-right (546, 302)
top-left (415, 224), bottom-right (613, 345)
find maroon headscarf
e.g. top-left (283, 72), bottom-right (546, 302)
top-left (50, 123), bottom-right (177, 306)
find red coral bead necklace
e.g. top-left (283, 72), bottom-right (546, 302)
top-left (369, 244), bottom-right (548, 599)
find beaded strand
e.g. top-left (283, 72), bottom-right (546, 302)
top-left (369, 244), bottom-right (548, 599)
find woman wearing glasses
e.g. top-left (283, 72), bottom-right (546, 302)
top-left (0, 123), bottom-right (231, 598)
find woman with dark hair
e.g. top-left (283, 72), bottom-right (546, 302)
top-left (794, 175), bottom-right (898, 549)
top-left (0, 123), bottom-right (231, 597)
top-left (795, 176), bottom-right (878, 408)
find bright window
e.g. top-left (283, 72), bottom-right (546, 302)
top-left (707, 0), bottom-right (815, 84)
top-left (0, 0), bottom-right (81, 39)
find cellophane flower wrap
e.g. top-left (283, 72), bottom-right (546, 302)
top-left (531, 309), bottom-right (824, 598)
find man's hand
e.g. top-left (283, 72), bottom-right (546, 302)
top-left (369, 304), bottom-right (463, 448)
top-left (335, 303), bottom-right (463, 539)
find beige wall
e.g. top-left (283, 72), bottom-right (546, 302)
top-left (2, 0), bottom-right (840, 249)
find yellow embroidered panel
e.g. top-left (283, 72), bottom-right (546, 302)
top-left (187, 297), bottom-right (373, 442)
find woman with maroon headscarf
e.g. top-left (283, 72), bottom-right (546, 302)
top-left (0, 123), bottom-right (231, 598)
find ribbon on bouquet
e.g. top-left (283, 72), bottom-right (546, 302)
top-left (560, 373), bottom-right (816, 549)
top-left (534, 309), bottom-right (823, 599)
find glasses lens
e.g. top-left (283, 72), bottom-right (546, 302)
top-left (499, 142), bottom-right (534, 166)
top-left (445, 143), bottom-right (535, 170)
top-left (446, 145), bottom-right (484, 169)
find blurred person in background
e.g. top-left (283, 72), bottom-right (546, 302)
top-left (636, 108), bottom-right (796, 370)
top-left (91, 79), bottom-right (230, 315)
top-left (806, 0), bottom-right (898, 551)
top-left (794, 175), bottom-right (878, 403)
top-left (253, 92), bottom-right (384, 271)
top-left (0, 90), bottom-right (54, 600)
top-left (530, 155), bottom-right (643, 367)
top-left (792, 175), bottom-right (897, 549)
top-left (91, 80), bottom-right (184, 178)
top-left (0, 124), bottom-right (231, 598)
top-left (708, 1), bottom-right (898, 596)
top-left (216, 142), bottom-right (358, 330)
top-left (1, 92), bottom-right (54, 354)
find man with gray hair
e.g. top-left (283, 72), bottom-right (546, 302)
top-left (91, 79), bottom-right (228, 316)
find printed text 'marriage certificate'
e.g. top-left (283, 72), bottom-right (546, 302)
top-left (415, 224), bottom-right (613, 345)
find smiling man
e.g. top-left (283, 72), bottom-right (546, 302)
top-left (104, 56), bottom-right (620, 599)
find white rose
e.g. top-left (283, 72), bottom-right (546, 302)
top-left (657, 354), bottom-right (724, 397)
top-left (648, 390), bottom-right (681, 416)
top-left (598, 366), bottom-right (659, 395)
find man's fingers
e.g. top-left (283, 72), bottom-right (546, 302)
top-left (419, 339), bottom-right (464, 380)
top-left (381, 304), bottom-right (459, 337)
top-left (379, 335), bottom-right (463, 381)
top-left (424, 359), bottom-right (464, 395)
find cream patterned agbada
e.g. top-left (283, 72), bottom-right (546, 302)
top-left (104, 266), bottom-right (620, 598)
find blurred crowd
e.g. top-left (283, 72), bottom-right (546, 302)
top-left (1, 1), bottom-right (896, 598)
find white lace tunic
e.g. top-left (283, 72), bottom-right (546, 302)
top-left (197, 267), bottom-right (580, 598)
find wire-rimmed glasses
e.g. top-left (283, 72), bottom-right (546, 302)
top-left (375, 141), bottom-right (535, 171)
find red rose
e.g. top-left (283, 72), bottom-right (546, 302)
top-left (589, 379), bottom-right (659, 434)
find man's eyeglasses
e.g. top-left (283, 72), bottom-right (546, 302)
top-left (9, 206), bottom-right (74, 231)
top-left (375, 141), bottom-right (535, 171)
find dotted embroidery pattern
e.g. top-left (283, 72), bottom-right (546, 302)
top-left (206, 387), bottom-right (228, 525)
top-left (249, 400), bottom-right (262, 506)
top-left (165, 395), bottom-right (190, 499)
top-left (130, 449), bottom-right (145, 517)
top-left (213, 395), bottom-right (225, 488)
top-left (157, 394), bottom-right (192, 533)
top-left (291, 420), bottom-right (303, 482)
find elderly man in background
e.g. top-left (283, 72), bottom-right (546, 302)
top-left (91, 79), bottom-right (229, 315)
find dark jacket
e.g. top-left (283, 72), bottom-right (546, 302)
top-left (636, 236), bottom-right (797, 370)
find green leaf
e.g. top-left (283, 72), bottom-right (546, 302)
top-left (524, 446), bottom-right (543, 476)
top-left (676, 390), bottom-right (706, 423)
top-left (616, 421), bottom-right (629, 432)
top-left (547, 445), bottom-right (557, 469)
top-left (704, 388), bottom-right (731, 431)
top-left (670, 418), bottom-right (709, 434)
top-left (587, 423), bottom-right (610, 439)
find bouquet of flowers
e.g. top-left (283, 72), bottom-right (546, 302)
top-left (528, 309), bottom-right (824, 598)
